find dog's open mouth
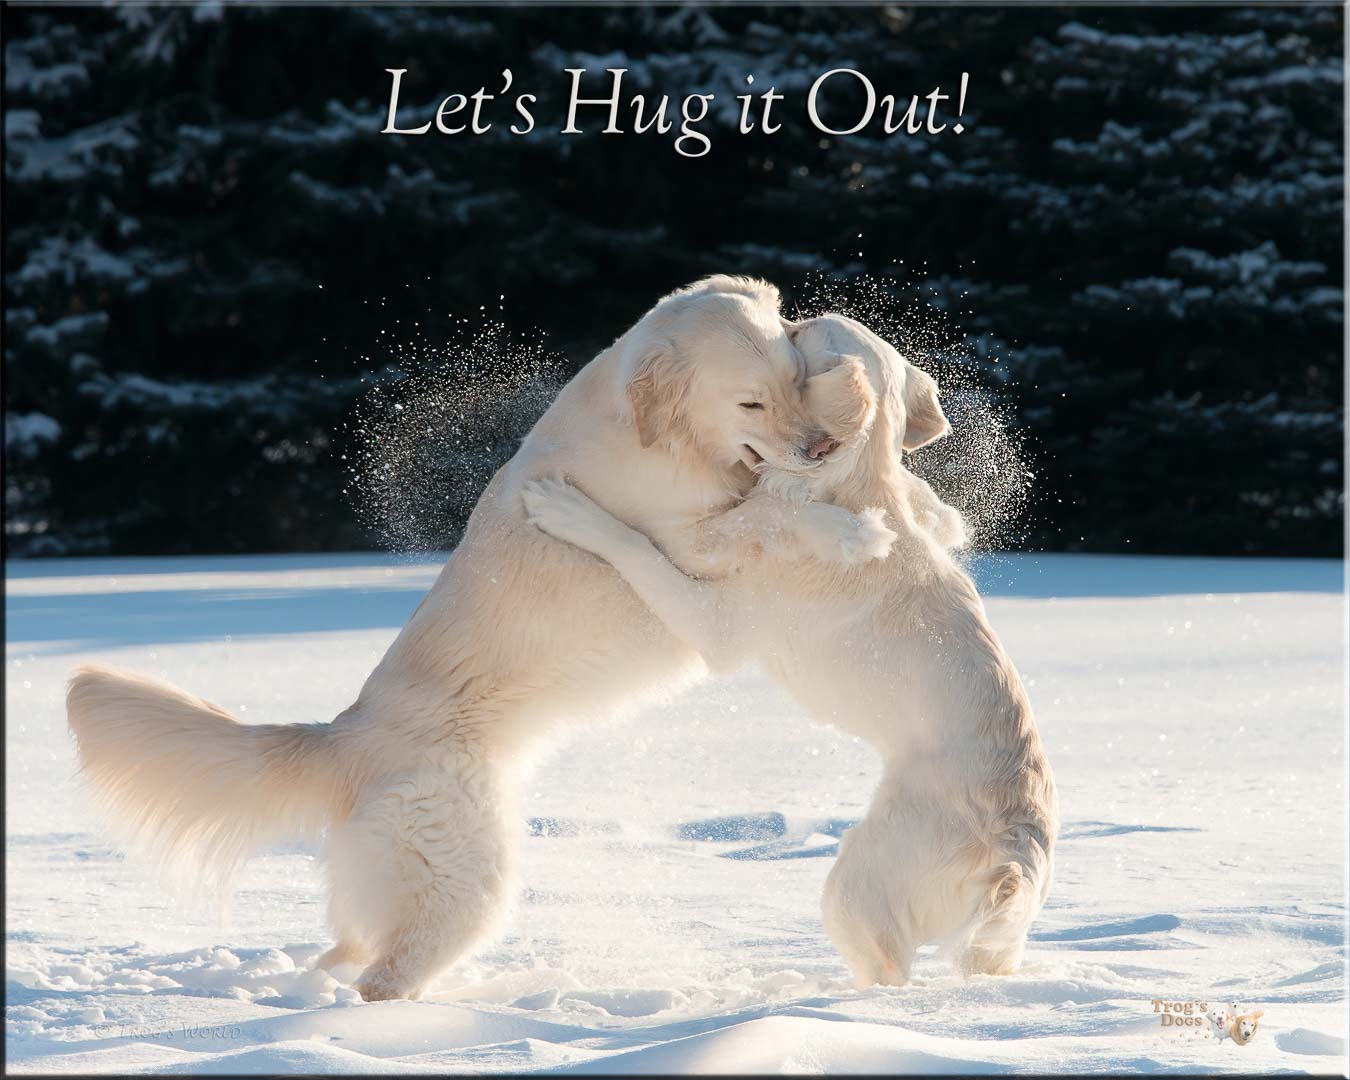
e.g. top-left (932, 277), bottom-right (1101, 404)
top-left (739, 443), bottom-right (826, 473)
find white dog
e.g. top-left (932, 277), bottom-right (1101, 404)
top-left (523, 313), bottom-right (1058, 986)
top-left (65, 277), bottom-right (894, 1001)
top-left (1205, 1004), bottom-right (1234, 1043)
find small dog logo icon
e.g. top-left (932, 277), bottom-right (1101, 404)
top-left (1207, 1002), bottom-right (1264, 1046)
top-left (1153, 999), bottom-right (1264, 1046)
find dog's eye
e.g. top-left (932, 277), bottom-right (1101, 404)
top-left (739, 402), bottom-right (764, 410)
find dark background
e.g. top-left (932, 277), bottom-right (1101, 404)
top-left (4, 4), bottom-right (1343, 558)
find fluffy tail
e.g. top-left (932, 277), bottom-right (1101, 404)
top-left (953, 824), bottom-right (1054, 976)
top-left (66, 664), bottom-right (354, 886)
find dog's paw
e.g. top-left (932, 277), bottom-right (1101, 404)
top-left (353, 965), bottom-right (418, 1002)
top-left (856, 507), bottom-right (898, 561)
top-left (799, 503), bottom-right (896, 566)
top-left (521, 478), bottom-right (618, 555)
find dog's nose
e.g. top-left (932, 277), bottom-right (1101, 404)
top-left (806, 433), bottom-right (840, 459)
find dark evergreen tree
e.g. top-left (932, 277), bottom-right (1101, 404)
top-left (3, 6), bottom-right (1342, 556)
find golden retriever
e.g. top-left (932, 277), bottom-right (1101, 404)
top-left (523, 312), bottom-right (1058, 986)
top-left (64, 277), bottom-right (895, 1001)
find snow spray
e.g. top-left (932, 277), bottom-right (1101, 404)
top-left (342, 319), bottom-right (567, 554)
top-left (346, 276), bottom-right (1035, 555)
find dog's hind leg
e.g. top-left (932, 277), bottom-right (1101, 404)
top-left (328, 766), bottom-right (518, 1002)
top-left (822, 874), bottom-right (915, 988)
top-left (821, 823), bottom-right (917, 988)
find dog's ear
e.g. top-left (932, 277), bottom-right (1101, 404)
top-left (627, 344), bottom-right (690, 449)
top-left (901, 365), bottom-right (950, 450)
top-left (804, 355), bottom-right (876, 437)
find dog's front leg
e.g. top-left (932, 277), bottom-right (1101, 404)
top-left (522, 479), bottom-right (738, 667)
top-left (678, 492), bottom-right (896, 575)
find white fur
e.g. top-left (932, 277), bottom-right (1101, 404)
top-left (524, 313), bottom-right (1057, 987)
top-left (64, 277), bottom-right (890, 1002)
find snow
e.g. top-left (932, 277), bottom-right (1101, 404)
top-left (5, 116), bottom-right (141, 184)
top-left (20, 312), bottom-right (109, 353)
top-left (11, 237), bottom-right (188, 295)
top-left (1, 51), bottom-right (90, 99)
top-left (4, 110), bottom-right (42, 140)
top-left (5, 551), bottom-right (1347, 1074)
top-left (4, 413), bottom-right (62, 459)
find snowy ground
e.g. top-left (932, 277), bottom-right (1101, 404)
top-left (5, 551), bottom-right (1347, 1074)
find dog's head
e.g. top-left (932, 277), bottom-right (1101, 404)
top-left (1206, 1005), bottom-right (1231, 1032)
top-left (616, 276), bottom-right (834, 477)
top-left (750, 353), bottom-right (880, 504)
top-left (776, 313), bottom-right (949, 503)
top-left (790, 355), bottom-right (878, 489)
top-left (1232, 1010), bottom-right (1263, 1045)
